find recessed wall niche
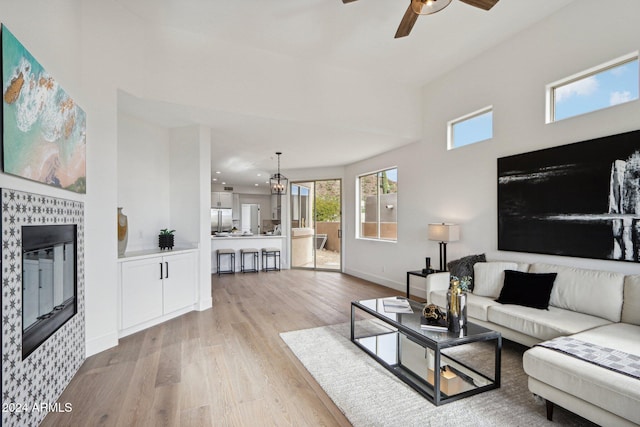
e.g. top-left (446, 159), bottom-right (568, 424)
top-left (1, 189), bottom-right (85, 427)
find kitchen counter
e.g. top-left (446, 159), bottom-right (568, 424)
top-left (118, 246), bottom-right (198, 262)
top-left (211, 235), bottom-right (285, 272)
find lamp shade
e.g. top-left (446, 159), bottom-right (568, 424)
top-left (428, 223), bottom-right (460, 242)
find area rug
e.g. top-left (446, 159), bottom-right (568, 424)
top-left (280, 323), bottom-right (596, 427)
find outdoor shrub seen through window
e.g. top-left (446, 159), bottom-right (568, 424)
top-left (359, 168), bottom-right (397, 241)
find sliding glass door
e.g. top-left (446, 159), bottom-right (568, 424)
top-left (290, 179), bottom-right (341, 271)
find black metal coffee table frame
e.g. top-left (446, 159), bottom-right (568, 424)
top-left (351, 298), bottom-right (501, 406)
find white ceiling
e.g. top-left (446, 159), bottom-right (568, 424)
top-left (116, 0), bottom-right (576, 187)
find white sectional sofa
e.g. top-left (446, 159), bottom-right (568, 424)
top-left (426, 261), bottom-right (640, 427)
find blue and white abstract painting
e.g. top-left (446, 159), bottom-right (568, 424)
top-left (2, 25), bottom-right (86, 193)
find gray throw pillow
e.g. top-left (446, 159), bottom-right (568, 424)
top-left (447, 254), bottom-right (486, 289)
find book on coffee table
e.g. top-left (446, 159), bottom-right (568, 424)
top-left (382, 297), bottom-right (413, 313)
top-left (420, 316), bottom-right (448, 331)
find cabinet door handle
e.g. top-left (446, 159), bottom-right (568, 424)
top-left (160, 263), bottom-right (163, 280)
top-left (165, 262), bottom-right (169, 279)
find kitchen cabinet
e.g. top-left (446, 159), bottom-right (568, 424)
top-left (120, 250), bottom-right (197, 333)
top-left (211, 191), bottom-right (233, 208)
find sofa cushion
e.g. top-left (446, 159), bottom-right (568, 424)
top-left (447, 253), bottom-right (486, 287)
top-left (473, 262), bottom-right (518, 298)
top-left (529, 263), bottom-right (624, 322)
top-left (430, 290), bottom-right (499, 322)
top-left (496, 270), bottom-right (557, 309)
top-left (622, 275), bottom-right (640, 326)
top-left (487, 304), bottom-right (611, 341)
top-left (523, 323), bottom-right (640, 425)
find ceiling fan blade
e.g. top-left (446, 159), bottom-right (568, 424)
top-left (395, 4), bottom-right (419, 39)
top-left (342, 0), bottom-right (359, 3)
top-left (458, 0), bottom-right (499, 11)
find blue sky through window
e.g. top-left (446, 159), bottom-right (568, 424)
top-left (554, 59), bottom-right (639, 121)
top-left (385, 168), bottom-right (397, 183)
top-left (451, 110), bottom-right (493, 148)
top-left (291, 185), bottom-right (309, 196)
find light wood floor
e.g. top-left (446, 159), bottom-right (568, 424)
top-left (42, 270), bottom-right (399, 426)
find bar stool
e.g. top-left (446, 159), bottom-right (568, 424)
top-left (240, 248), bottom-right (259, 273)
top-left (261, 247), bottom-right (281, 272)
top-left (216, 248), bottom-right (235, 275)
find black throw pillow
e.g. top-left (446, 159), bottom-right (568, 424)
top-left (447, 254), bottom-right (486, 289)
top-left (496, 270), bottom-right (557, 310)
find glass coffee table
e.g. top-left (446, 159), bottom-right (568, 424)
top-left (351, 297), bottom-right (501, 405)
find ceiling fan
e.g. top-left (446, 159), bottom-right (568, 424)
top-left (342, 0), bottom-right (500, 39)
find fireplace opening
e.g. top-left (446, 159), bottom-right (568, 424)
top-left (22, 224), bottom-right (77, 359)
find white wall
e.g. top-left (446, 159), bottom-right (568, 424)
top-left (169, 125), bottom-right (212, 311)
top-left (345, 0), bottom-right (640, 295)
top-left (169, 125), bottom-right (204, 247)
top-left (125, 30), bottom-right (421, 143)
top-left (345, 141), bottom-right (430, 289)
top-left (118, 113), bottom-right (171, 251)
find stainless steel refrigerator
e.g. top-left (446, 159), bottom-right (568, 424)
top-left (211, 208), bottom-right (233, 233)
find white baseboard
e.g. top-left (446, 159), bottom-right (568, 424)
top-left (345, 268), bottom-right (407, 295)
top-left (85, 331), bottom-right (119, 357)
top-left (118, 305), bottom-right (196, 338)
top-left (198, 297), bottom-right (213, 311)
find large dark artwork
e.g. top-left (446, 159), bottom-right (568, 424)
top-left (498, 129), bottom-right (640, 262)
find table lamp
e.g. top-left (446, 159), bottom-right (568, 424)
top-left (428, 223), bottom-right (460, 271)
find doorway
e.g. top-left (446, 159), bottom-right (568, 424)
top-left (290, 179), bottom-right (342, 271)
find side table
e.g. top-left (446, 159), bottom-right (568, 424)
top-left (406, 269), bottom-right (442, 298)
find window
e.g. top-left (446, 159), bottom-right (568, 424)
top-left (448, 106), bottom-right (493, 150)
top-left (358, 168), bottom-right (397, 241)
top-left (547, 53), bottom-right (639, 123)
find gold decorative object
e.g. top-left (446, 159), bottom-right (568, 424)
top-left (447, 277), bottom-right (467, 332)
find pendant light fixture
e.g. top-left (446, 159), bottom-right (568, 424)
top-left (270, 152), bottom-right (288, 195)
top-left (411, 0), bottom-right (452, 15)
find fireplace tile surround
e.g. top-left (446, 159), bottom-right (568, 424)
top-left (1, 188), bottom-right (85, 426)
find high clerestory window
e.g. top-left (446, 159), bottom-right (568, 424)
top-left (448, 106), bottom-right (493, 150)
top-left (358, 168), bottom-right (398, 241)
top-left (547, 53), bottom-right (639, 123)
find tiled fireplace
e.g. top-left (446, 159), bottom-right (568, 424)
top-left (1, 189), bottom-right (85, 426)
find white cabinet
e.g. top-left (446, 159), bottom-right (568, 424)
top-left (162, 253), bottom-right (196, 313)
top-left (121, 257), bottom-right (163, 329)
top-left (211, 191), bottom-right (233, 208)
top-left (120, 251), bottom-right (197, 333)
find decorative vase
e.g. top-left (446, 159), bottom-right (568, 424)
top-left (117, 207), bottom-right (128, 256)
top-left (447, 279), bottom-right (467, 333)
top-left (159, 234), bottom-right (174, 250)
